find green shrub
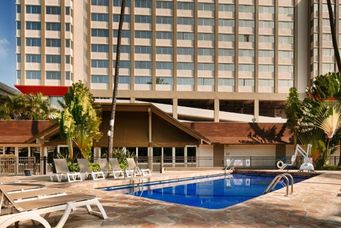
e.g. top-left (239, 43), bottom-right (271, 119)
top-left (90, 163), bottom-right (101, 172)
top-left (321, 165), bottom-right (341, 170)
top-left (67, 161), bottom-right (80, 172)
top-left (112, 147), bottom-right (135, 170)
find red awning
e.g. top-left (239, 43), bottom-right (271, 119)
top-left (15, 85), bottom-right (69, 96)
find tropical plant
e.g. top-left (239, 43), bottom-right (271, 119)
top-left (285, 87), bottom-right (302, 146)
top-left (108, 0), bottom-right (126, 160)
top-left (112, 147), bottom-right (134, 170)
top-left (58, 81), bottom-right (102, 160)
top-left (0, 93), bottom-right (54, 120)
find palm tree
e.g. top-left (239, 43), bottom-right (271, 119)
top-left (285, 87), bottom-right (302, 146)
top-left (107, 0), bottom-right (126, 160)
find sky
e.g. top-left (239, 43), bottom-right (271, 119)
top-left (0, 0), bottom-right (15, 87)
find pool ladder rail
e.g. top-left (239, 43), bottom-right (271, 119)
top-left (264, 173), bottom-right (294, 196)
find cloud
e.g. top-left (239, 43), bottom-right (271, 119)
top-left (0, 38), bottom-right (10, 58)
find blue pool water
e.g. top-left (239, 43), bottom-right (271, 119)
top-left (126, 174), bottom-right (307, 209)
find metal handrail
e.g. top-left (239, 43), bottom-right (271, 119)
top-left (264, 173), bottom-right (294, 196)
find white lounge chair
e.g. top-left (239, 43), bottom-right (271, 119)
top-left (224, 159), bottom-right (235, 173)
top-left (50, 159), bottom-right (82, 182)
top-left (78, 159), bottom-right (105, 181)
top-left (0, 185), bottom-right (107, 228)
top-left (126, 158), bottom-right (151, 177)
top-left (108, 158), bottom-right (125, 179)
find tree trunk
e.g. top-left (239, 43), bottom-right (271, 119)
top-left (107, 0), bottom-right (126, 161)
top-left (326, 0), bottom-right (341, 166)
top-left (68, 136), bottom-right (74, 161)
top-left (327, 0), bottom-right (341, 72)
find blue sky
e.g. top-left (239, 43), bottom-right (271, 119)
top-left (0, 1), bottom-right (15, 87)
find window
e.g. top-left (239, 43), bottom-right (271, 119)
top-left (66, 23), bottom-right (71, 31)
top-left (92, 29), bottom-right (109, 37)
top-left (239, 34), bottom-right (254, 42)
top-left (91, 0), bottom-right (108, 6)
top-left (46, 39), bottom-right (61, 47)
top-left (26, 54), bottom-right (41, 63)
top-left (198, 63), bottom-right (214, 71)
top-left (113, 30), bottom-right (130, 38)
top-left (198, 3), bottom-right (214, 11)
top-left (259, 65), bottom-right (274, 72)
top-left (135, 46), bottom-right (152, 54)
top-left (46, 55), bottom-right (61, 63)
top-left (113, 0), bottom-right (131, 7)
top-left (92, 75), bottom-right (109, 83)
top-left (117, 60), bottom-right (130, 68)
top-left (259, 6), bottom-right (274, 14)
top-left (46, 22), bottom-right (61, 31)
top-left (66, 71), bottom-right (71, 80)
top-left (66, 55), bottom-right (71, 64)
top-left (177, 77), bottom-right (194, 85)
top-left (218, 49), bottom-right (234, 56)
top-left (279, 7), bottom-right (294, 17)
top-left (119, 76), bottom-right (130, 84)
top-left (219, 64), bottom-right (234, 71)
top-left (135, 0), bottom-right (151, 8)
top-left (219, 19), bottom-right (234, 27)
top-left (135, 76), bottom-right (152, 84)
top-left (46, 6), bottom-right (61, 15)
top-left (177, 47), bottom-right (194, 55)
top-left (219, 4), bottom-right (234, 12)
top-left (198, 18), bottom-right (214, 26)
top-left (278, 36), bottom-right (293, 44)
top-left (157, 31), bottom-right (172, 39)
top-left (218, 78), bottom-right (234, 86)
top-left (16, 21), bottom-right (21, 30)
top-left (66, 7), bottom-right (71, 15)
top-left (16, 4), bottom-right (21, 13)
top-left (278, 51), bottom-right (294, 58)
top-left (92, 44), bottom-right (109, 52)
top-left (279, 22), bottom-right (294, 29)
top-left (135, 61), bottom-right (152, 69)
top-left (177, 2), bottom-right (193, 10)
top-left (239, 79), bottom-right (254, 86)
top-left (198, 48), bottom-right (214, 56)
top-left (156, 62), bottom-right (173, 70)
top-left (259, 79), bottom-right (274, 87)
top-left (92, 60), bottom-right (109, 68)
top-left (26, 22), bottom-right (41, 30)
top-left (177, 63), bottom-right (194, 70)
top-left (114, 45), bottom-right (130, 53)
top-left (156, 16), bottom-right (173, 24)
top-left (218, 34), bottom-right (234, 42)
top-left (259, 35), bottom-right (274, 43)
top-left (17, 38), bottom-right (21, 46)
top-left (156, 47), bottom-right (173, 55)
top-left (156, 77), bottom-right (172, 85)
top-left (113, 15), bottom-right (130, 23)
top-left (66, 39), bottom-right (71, 47)
top-left (239, 5), bottom-right (255, 13)
top-left (239, 50), bottom-right (254, 57)
top-left (26, 5), bottom-right (41, 14)
top-left (16, 54), bottom-right (21, 63)
top-left (46, 71), bottom-right (61, 80)
top-left (26, 38), bottom-right (41, 47)
top-left (279, 79), bottom-right (293, 87)
top-left (26, 71), bottom-right (41, 79)
top-left (239, 64), bottom-right (255, 71)
top-left (278, 65), bottom-right (293, 72)
top-left (156, 1), bottom-right (173, 9)
top-left (177, 32), bottom-right (194, 40)
top-left (91, 13), bottom-right (108, 21)
top-left (135, 15), bottom-right (151, 23)
top-left (239, 20), bottom-right (255, 27)
top-left (259, 21), bottom-right (274, 28)
top-left (17, 70), bottom-right (21, 79)
top-left (198, 78), bottom-right (214, 86)
top-left (177, 17), bottom-right (194, 25)
top-left (258, 50), bottom-right (274, 57)
top-left (135, 31), bottom-right (151, 39)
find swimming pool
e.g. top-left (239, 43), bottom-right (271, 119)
top-left (104, 174), bottom-right (308, 210)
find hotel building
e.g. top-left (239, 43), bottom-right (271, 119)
top-left (11, 0), bottom-right (341, 169)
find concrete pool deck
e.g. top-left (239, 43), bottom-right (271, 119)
top-left (1, 170), bottom-right (341, 227)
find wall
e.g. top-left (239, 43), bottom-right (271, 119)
top-left (197, 145), bottom-right (213, 167)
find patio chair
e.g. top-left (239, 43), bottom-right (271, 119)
top-left (0, 186), bottom-right (107, 228)
top-left (126, 158), bottom-right (151, 177)
top-left (78, 159), bottom-right (105, 181)
top-left (96, 158), bottom-right (111, 177)
top-left (50, 159), bottom-right (82, 183)
top-left (108, 158), bottom-right (125, 179)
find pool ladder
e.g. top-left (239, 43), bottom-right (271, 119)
top-left (264, 173), bottom-right (294, 196)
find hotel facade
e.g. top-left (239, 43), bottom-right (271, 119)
top-left (10, 0), bottom-right (341, 169)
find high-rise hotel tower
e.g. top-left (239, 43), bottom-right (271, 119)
top-left (15, 0), bottom-right (338, 122)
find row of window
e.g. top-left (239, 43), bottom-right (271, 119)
top-left (18, 54), bottom-right (71, 64)
top-left (17, 38), bottom-right (71, 47)
top-left (18, 5), bottom-right (70, 15)
top-left (22, 22), bottom-right (71, 31)
top-left (90, 75), bottom-right (293, 88)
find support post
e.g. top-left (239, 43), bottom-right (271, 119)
top-left (15, 147), bottom-right (19, 175)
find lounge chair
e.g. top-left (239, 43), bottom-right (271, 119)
top-left (96, 158), bottom-right (111, 177)
top-left (50, 159), bottom-right (82, 182)
top-left (126, 158), bottom-right (151, 177)
top-left (78, 159), bottom-right (105, 181)
top-left (0, 185), bottom-right (107, 228)
top-left (108, 158), bottom-right (125, 179)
